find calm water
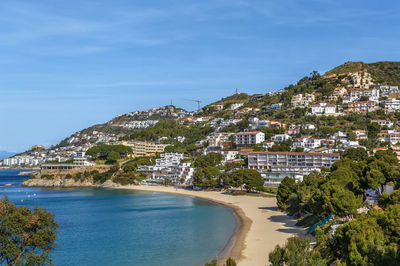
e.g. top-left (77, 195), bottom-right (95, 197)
top-left (0, 170), bottom-right (237, 266)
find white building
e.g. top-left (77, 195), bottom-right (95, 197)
top-left (292, 138), bottom-right (322, 151)
top-left (349, 88), bottom-right (379, 102)
top-left (248, 152), bottom-right (340, 177)
top-left (384, 132), bottom-right (400, 145)
top-left (271, 134), bottom-right (291, 142)
top-left (309, 103), bottom-right (336, 115)
top-left (382, 98), bottom-right (400, 113)
top-left (235, 132), bottom-right (265, 145)
top-left (371, 119), bottom-right (393, 129)
top-left (378, 85), bottom-right (399, 97)
top-left (123, 120), bottom-right (158, 129)
top-left (230, 103), bottom-right (244, 110)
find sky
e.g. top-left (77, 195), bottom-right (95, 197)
top-left (0, 0), bottom-right (399, 152)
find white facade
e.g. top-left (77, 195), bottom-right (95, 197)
top-left (309, 103), bottom-right (336, 115)
top-left (384, 133), bottom-right (400, 145)
top-left (235, 132), bottom-right (265, 145)
top-left (292, 138), bottom-right (322, 151)
top-left (123, 120), bottom-right (158, 129)
top-left (230, 103), bottom-right (244, 110)
top-left (383, 98), bottom-right (400, 113)
top-left (271, 134), bottom-right (291, 142)
top-left (378, 85), bottom-right (399, 97)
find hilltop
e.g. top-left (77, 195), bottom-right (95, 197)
top-left (325, 61), bottom-right (400, 85)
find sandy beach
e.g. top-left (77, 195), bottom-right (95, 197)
top-left (116, 185), bottom-right (305, 266)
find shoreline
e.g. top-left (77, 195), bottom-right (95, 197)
top-left (115, 185), bottom-right (306, 266)
top-left (21, 178), bottom-right (305, 265)
top-left (120, 186), bottom-right (252, 263)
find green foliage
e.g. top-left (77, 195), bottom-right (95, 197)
top-left (367, 122), bottom-right (381, 140)
top-left (193, 166), bottom-right (221, 189)
top-left (224, 169), bottom-right (264, 191)
top-left (128, 120), bottom-right (213, 150)
top-left (331, 206), bottom-right (400, 265)
top-left (278, 150), bottom-right (400, 219)
top-left (325, 61), bottom-right (400, 86)
top-left (194, 153), bottom-right (222, 168)
top-left (242, 169), bottom-right (264, 191)
top-left (0, 197), bottom-right (58, 265)
top-left (276, 177), bottom-right (297, 211)
top-left (106, 151), bottom-right (120, 164)
top-left (269, 236), bottom-right (326, 266)
top-left (269, 143), bottom-right (291, 152)
top-left (86, 144), bottom-right (132, 159)
top-left (341, 148), bottom-right (368, 162)
top-left (225, 257), bottom-right (237, 266)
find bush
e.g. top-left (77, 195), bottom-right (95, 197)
top-left (232, 190), bottom-right (247, 196)
top-left (41, 174), bottom-right (54, 180)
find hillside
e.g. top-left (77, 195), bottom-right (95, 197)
top-left (325, 61), bottom-right (400, 85)
top-left (55, 105), bottom-right (190, 148)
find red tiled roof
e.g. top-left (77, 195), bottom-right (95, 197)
top-left (236, 132), bottom-right (262, 135)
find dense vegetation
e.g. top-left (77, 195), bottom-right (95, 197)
top-left (271, 148), bottom-right (400, 265)
top-left (86, 144), bottom-right (132, 163)
top-left (0, 197), bottom-right (58, 265)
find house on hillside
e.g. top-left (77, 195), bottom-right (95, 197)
top-left (235, 132), bottom-right (265, 145)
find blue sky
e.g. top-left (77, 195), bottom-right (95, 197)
top-left (0, 0), bottom-right (399, 152)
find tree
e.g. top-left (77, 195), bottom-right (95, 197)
top-left (367, 122), bottom-right (381, 140)
top-left (276, 177), bottom-right (297, 210)
top-left (106, 151), bottom-right (120, 164)
top-left (269, 236), bottom-right (326, 266)
top-left (0, 197), bottom-right (58, 265)
top-left (242, 169), bottom-right (264, 192)
top-left (342, 148), bottom-right (368, 162)
top-left (194, 153), bottom-right (223, 168)
top-left (332, 216), bottom-right (388, 265)
top-left (193, 166), bottom-right (221, 188)
top-left (225, 258), bottom-right (237, 266)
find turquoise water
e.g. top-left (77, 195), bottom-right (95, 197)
top-left (0, 170), bottom-right (237, 266)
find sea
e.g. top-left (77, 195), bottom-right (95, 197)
top-left (0, 169), bottom-right (237, 266)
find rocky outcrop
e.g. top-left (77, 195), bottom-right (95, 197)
top-left (22, 178), bottom-right (117, 188)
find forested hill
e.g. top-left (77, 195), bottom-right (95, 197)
top-left (325, 61), bottom-right (400, 86)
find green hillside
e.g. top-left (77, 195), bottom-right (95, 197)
top-left (325, 61), bottom-right (400, 86)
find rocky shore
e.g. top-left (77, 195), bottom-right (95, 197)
top-left (22, 177), bottom-right (117, 188)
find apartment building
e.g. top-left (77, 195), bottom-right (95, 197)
top-left (235, 132), bottom-right (265, 145)
top-left (292, 138), bottom-right (322, 151)
top-left (347, 101), bottom-right (377, 112)
top-left (349, 88), bottom-right (379, 102)
top-left (248, 152), bottom-right (340, 173)
top-left (120, 141), bottom-right (167, 157)
top-left (207, 132), bottom-right (234, 147)
top-left (378, 85), bottom-right (399, 97)
top-left (291, 93), bottom-right (315, 108)
top-left (382, 98), bottom-right (400, 113)
top-left (309, 103), bottom-right (336, 115)
top-left (384, 132), bottom-right (400, 145)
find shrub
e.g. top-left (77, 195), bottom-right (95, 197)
top-left (232, 190), bottom-right (247, 196)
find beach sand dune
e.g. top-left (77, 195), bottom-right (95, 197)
top-left (117, 185), bottom-right (305, 266)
